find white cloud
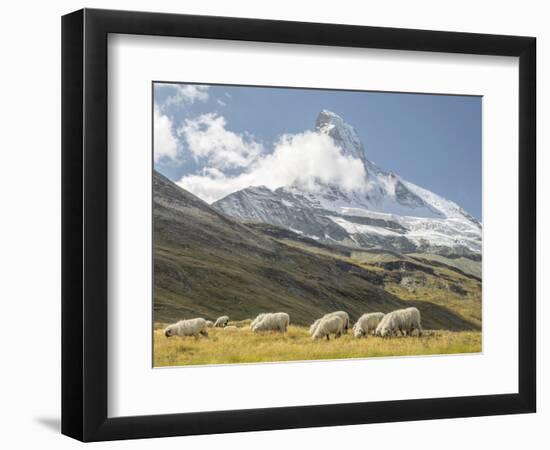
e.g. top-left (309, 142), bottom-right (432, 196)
top-left (178, 113), bottom-right (263, 169)
top-left (153, 105), bottom-right (179, 162)
top-left (216, 98), bottom-right (227, 107)
top-left (159, 84), bottom-right (209, 109)
top-left (177, 125), bottom-right (367, 204)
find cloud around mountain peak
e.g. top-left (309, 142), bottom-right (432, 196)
top-left (176, 111), bottom-right (368, 203)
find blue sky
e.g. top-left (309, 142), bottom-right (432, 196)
top-left (154, 83), bottom-right (481, 220)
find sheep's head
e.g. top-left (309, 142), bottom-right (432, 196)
top-left (379, 325), bottom-right (391, 337)
top-left (164, 325), bottom-right (176, 338)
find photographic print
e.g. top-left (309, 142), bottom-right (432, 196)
top-left (152, 83), bottom-right (482, 367)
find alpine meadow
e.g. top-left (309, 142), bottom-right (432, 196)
top-left (153, 83), bottom-right (482, 367)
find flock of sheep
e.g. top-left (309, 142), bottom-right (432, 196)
top-left (163, 307), bottom-right (422, 341)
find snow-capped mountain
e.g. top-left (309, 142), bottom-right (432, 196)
top-left (212, 110), bottom-right (482, 258)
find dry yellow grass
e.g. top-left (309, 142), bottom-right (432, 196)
top-left (153, 323), bottom-right (481, 367)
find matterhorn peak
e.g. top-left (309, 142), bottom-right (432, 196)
top-left (212, 110), bottom-right (481, 258)
top-left (315, 110), bottom-right (366, 162)
top-left (317, 109), bottom-right (343, 120)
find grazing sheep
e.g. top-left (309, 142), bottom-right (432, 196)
top-left (375, 308), bottom-right (422, 337)
top-left (250, 313), bottom-right (267, 329)
top-left (374, 315), bottom-right (386, 337)
top-left (205, 320), bottom-right (214, 328)
top-left (329, 311), bottom-right (350, 333)
top-left (310, 311), bottom-right (350, 336)
top-left (353, 312), bottom-right (385, 338)
top-left (312, 315), bottom-right (345, 340)
top-left (164, 318), bottom-right (209, 338)
top-left (224, 325), bottom-right (238, 331)
top-left (309, 318), bottom-right (322, 335)
top-left (214, 316), bottom-right (229, 328)
top-left (252, 312), bottom-right (290, 333)
top-left (402, 307), bottom-right (422, 336)
top-left (375, 311), bottom-right (403, 337)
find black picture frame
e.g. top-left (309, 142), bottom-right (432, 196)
top-left (62, 8), bottom-right (536, 442)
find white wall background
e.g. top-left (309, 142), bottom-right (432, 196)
top-left (0, 0), bottom-right (545, 448)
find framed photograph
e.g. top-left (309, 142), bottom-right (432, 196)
top-left (62, 8), bottom-right (536, 442)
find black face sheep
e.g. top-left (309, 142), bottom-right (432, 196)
top-left (214, 316), bottom-right (229, 328)
top-left (164, 318), bottom-right (209, 338)
top-left (353, 312), bottom-right (385, 338)
top-left (251, 312), bottom-right (290, 333)
top-left (312, 315), bottom-right (345, 340)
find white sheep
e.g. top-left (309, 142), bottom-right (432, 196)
top-left (252, 312), bottom-right (290, 333)
top-left (250, 313), bottom-right (267, 329)
top-left (375, 311), bottom-right (403, 337)
top-left (214, 315), bottom-right (229, 328)
top-left (310, 311), bottom-right (350, 336)
top-left (205, 320), bottom-right (214, 328)
top-left (353, 312), bottom-right (385, 338)
top-left (402, 307), bottom-right (422, 336)
top-left (329, 311), bottom-right (350, 333)
top-left (164, 318), bottom-right (209, 338)
top-left (312, 315), bottom-right (345, 340)
top-left (309, 318), bottom-right (322, 335)
top-left (375, 308), bottom-right (422, 337)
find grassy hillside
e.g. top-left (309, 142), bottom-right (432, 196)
top-left (408, 253), bottom-right (482, 279)
top-left (153, 322), bottom-right (481, 367)
top-left (347, 249), bottom-right (482, 328)
top-left (153, 170), bottom-right (480, 331)
top-left (271, 236), bottom-right (482, 329)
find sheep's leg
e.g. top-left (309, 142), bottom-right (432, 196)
top-left (326, 335), bottom-right (330, 341)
